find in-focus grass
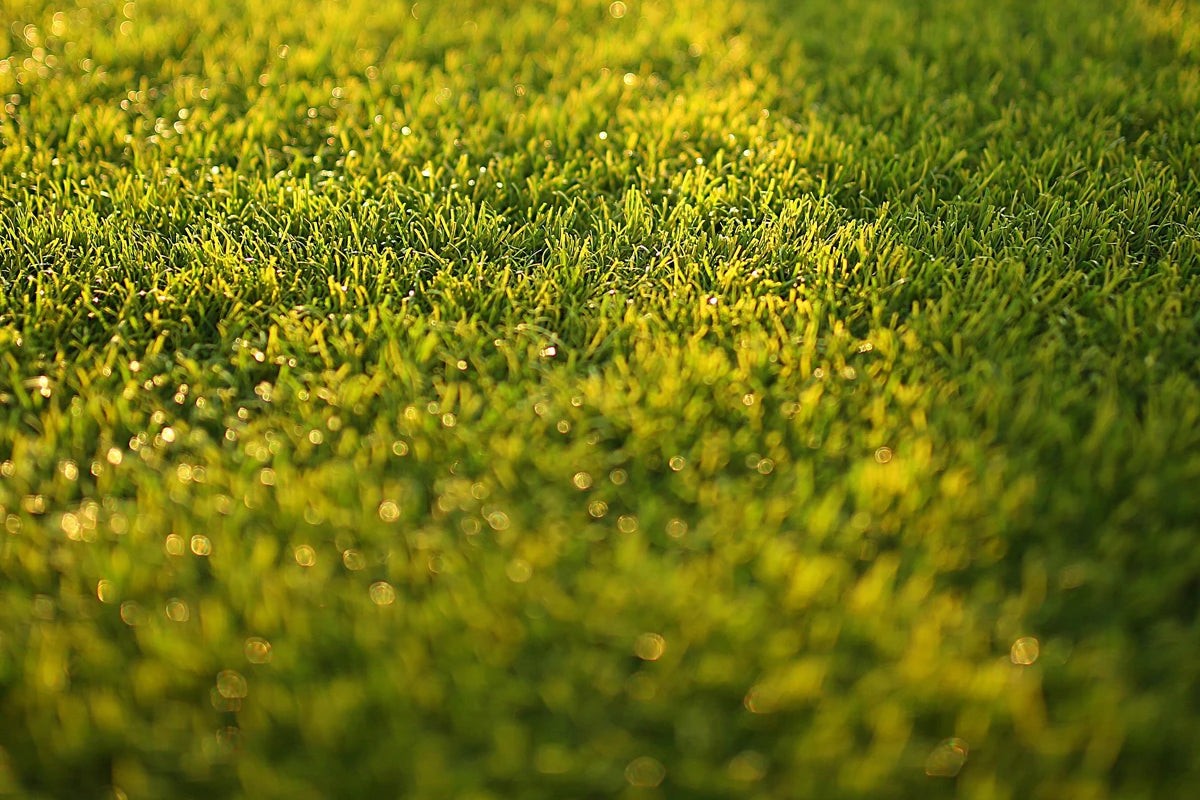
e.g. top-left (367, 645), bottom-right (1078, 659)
top-left (1, 0), bottom-right (1199, 797)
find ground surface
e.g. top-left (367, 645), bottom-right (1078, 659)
top-left (1, 0), bottom-right (1199, 798)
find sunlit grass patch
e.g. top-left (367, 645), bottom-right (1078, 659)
top-left (1, 0), bottom-right (1199, 798)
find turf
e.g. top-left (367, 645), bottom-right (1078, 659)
top-left (1, 0), bottom-right (1199, 797)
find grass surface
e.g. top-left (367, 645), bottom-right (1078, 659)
top-left (2, 0), bottom-right (1200, 797)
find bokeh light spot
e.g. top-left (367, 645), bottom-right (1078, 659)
top-left (342, 549), bottom-right (366, 571)
top-left (634, 632), bottom-right (666, 661)
top-left (166, 598), bottom-right (190, 622)
top-left (244, 636), bottom-right (272, 663)
top-left (728, 750), bottom-right (768, 782)
top-left (625, 756), bottom-right (666, 787)
top-left (925, 738), bottom-right (969, 777)
top-left (379, 500), bottom-right (400, 522)
top-left (96, 579), bottom-right (116, 604)
top-left (369, 581), bottom-right (396, 605)
top-left (506, 558), bottom-right (533, 583)
top-left (216, 670), bottom-right (248, 699)
top-left (1011, 636), bottom-right (1040, 665)
top-left (119, 601), bottom-right (141, 626)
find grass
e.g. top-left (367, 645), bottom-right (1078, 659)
top-left (1, 0), bottom-right (1199, 797)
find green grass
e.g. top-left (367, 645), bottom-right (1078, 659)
top-left (1, 0), bottom-right (1199, 797)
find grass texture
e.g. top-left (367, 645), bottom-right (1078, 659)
top-left (1, 0), bottom-right (1199, 797)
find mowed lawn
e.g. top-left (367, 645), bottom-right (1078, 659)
top-left (1, 0), bottom-right (1199, 797)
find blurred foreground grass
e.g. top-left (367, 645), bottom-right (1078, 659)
top-left (1, 0), bottom-right (1199, 797)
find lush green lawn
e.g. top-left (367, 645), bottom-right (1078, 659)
top-left (1, 0), bottom-right (1199, 797)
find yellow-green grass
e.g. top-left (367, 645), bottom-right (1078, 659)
top-left (1, 0), bottom-right (1199, 798)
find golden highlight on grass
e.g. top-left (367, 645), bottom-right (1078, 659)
top-left (1, 0), bottom-right (1198, 798)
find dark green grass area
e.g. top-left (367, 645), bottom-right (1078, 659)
top-left (2, 0), bottom-right (1199, 797)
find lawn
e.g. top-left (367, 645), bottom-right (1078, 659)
top-left (1, 0), bottom-right (1199, 797)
